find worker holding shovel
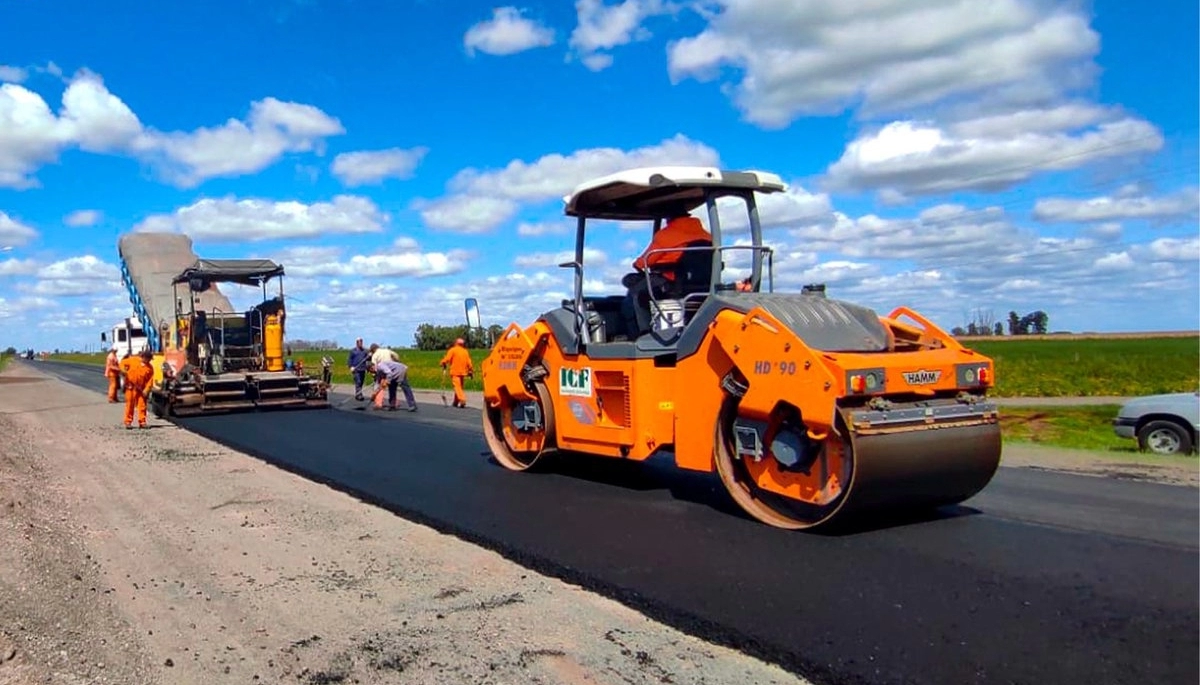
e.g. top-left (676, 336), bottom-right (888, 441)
top-left (439, 338), bottom-right (474, 408)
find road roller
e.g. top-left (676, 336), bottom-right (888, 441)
top-left (476, 166), bottom-right (1002, 530)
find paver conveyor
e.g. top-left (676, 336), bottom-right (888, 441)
top-left (118, 233), bottom-right (235, 352)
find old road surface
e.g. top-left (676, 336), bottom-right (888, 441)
top-left (37, 360), bottom-right (1200, 685)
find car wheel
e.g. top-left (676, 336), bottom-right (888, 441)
top-left (1137, 420), bottom-right (1193, 455)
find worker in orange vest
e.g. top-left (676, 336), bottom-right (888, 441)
top-left (119, 348), bottom-right (155, 429)
top-left (439, 338), bottom-right (474, 408)
top-left (104, 347), bottom-right (121, 402)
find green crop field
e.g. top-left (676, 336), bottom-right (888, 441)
top-left (52, 335), bottom-right (1199, 397)
top-left (964, 337), bottom-right (1198, 397)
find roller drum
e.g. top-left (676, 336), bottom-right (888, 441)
top-left (837, 412), bottom-right (1002, 518)
top-left (714, 394), bottom-right (1003, 530)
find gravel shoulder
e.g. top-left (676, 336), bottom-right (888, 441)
top-left (997, 442), bottom-right (1198, 487)
top-left (0, 363), bottom-right (808, 685)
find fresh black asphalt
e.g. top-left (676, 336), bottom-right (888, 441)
top-left (33, 360), bottom-right (1200, 685)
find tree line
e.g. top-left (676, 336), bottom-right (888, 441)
top-left (950, 309), bottom-right (1050, 337)
top-left (412, 323), bottom-right (504, 351)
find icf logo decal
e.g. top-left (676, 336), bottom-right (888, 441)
top-left (559, 367), bottom-right (593, 397)
top-left (902, 369), bottom-right (941, 385)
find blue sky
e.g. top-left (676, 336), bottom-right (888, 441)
top-left (1, 0), bottom-right (1197, 351)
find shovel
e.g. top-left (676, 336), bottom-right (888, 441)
top-left (439, 368), bottom-right (449, 406)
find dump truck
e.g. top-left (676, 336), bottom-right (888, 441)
top-left (117, 232), bottom-right (330, 417)
top-left (475, 166), bottom-right (1002, 530)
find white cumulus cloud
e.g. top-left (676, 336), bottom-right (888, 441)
top-left (824, 105), bottom-right (1163, 199)
top-left (414, 134), bottom-right (720, 233)
top-left (0, 258), bottom-right (39, 276)
top-left (1032, 188), bottom-right (1199, 224)
top-left (266, 237), bottom-right (469, 280)
top-left (21, 255), bottom-right (122, 298)
top-left (0, 68), bottom-right (345, 190)
top-left (143, 97), bottom-right (345, 188)
top-left (569, 0), bottom-right (675, 70)
top-left (0, 211), bottom-right (39, 247)
top-left (331, 146), bottom-right (429, 186)
top-left (666, 0), bottom-right (1101, 128)
top-left (513, 246), bottom-right (607, 268)
top-left (464, 7), bottom-right (556, 56)
top-left (64, 209), bottom-right (102, 227)
top-left (0, 65), bottom-right (28, 83)
top-left (132, 195), bottom-right (388, 242)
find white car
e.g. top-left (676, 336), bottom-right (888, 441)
top-left (1112, 392), bottom-right (1200, 455)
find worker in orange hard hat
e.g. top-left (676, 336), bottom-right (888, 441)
top-left (119, 348), bottom-right (155, 429)
top-left (439, 337), bottom-right (474, 408)
top-left (630, 214), bottom-right (712, 277)
top-left (104, 347), bottom-right (121, 402)
top-left (621, 214), bottom-right (714, 334)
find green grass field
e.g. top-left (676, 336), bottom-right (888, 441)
top-left (49, 336), bottom-right (1199, 397)
top-left (965, 337), bottom-right (1199, 397)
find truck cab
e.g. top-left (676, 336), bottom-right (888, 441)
top-left (102, 316), bottom-right (149, 358)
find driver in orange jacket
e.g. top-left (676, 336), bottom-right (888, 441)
top-left (439, 338), bottom-right (474, 408)
top-left (120, 349), bottom-right (155, 429)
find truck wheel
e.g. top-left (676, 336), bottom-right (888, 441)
top-left (1137, 420), bottom-right (1193, 455)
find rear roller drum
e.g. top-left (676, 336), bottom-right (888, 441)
top-left (713, 389), bottom-right (1004, 530)
top-left (713, 392), bottom-right (853, 530)
top-left (482, 380), bottom-right (556, 471)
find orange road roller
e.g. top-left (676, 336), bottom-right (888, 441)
top-left (476, 166), bottom-right (1002, 530)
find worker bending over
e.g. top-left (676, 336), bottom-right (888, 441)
top-left (370, 358), bottom-right (417, 412)
top-left (621, 214), bottom-right (713, 334)
top-left (439, 338), bottom-right (474, 408)
top-left (104, 347), bottom-right (121, 403)
top-left (120, 348), bottom-right (155, 429)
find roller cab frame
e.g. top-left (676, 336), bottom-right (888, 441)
top-left (148, 258), bottom-right (330, 418)
top-left (477, 166), bottom-right (1002, 530)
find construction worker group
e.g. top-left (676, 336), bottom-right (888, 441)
top-left (344, 337), bottom-right (473, 411)
top-left (104, 346), bottom-right (155, 429)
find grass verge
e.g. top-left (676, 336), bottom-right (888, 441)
top-left (999, 404), bottom-right (1132, 452)
top-left (999, 403), bottom-right (1198, 460)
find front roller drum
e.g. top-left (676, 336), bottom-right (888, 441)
top-left (482, 380), bottom-right (557, 471)
top-left (713, 395), bottom-right (1002, 530)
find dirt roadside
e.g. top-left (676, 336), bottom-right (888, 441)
top-left (0, 363), bottom-right (809, 685)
